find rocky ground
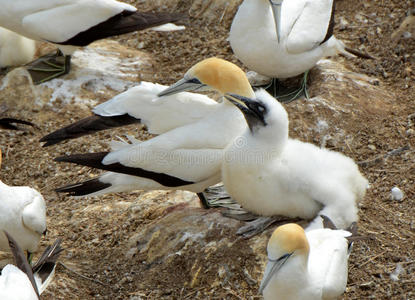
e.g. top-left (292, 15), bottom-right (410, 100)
top-left (0, 0), bottom-right (414, 299)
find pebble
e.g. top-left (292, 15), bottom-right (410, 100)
top-left (390, 187), bottom-right (404, 201)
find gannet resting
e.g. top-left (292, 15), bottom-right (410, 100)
top-left (0, 175), bottom-right (47, 258)
top-left (229, 0), bottom-right (371, 102)
top-left (259, 221), bottom-right (355, 299)
top-left (0, 232), bottom-right (63, 300)
top-left (222, 91), bottom-right (368, 231)
top-left (49, 58), bottom-right (254, 208)
top-left (0, 27), bottom-right (36, 69)
top-left (0, 0), bottom-right (185, 84)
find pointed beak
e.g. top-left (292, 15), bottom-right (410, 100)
top-left (259, 253), bottom-right (292, 294)
top-left (224, 93), bottom-right (267, 131)
top-left (158, 77), bottom-right (206, 97)
top-left (269, 0), bottom-right (283, 43)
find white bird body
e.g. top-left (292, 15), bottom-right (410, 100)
top-left (261, 224), bottom-right (351, 300)
top-left (0, 264), bottom-right (38, 300)
top-left (0, 27), bottom-right (36, 68)
top-left (0, 0), bottom-right (136, 55)
top-left (0, 181), bottom-right (46, 253)
top-left (222, 90), bottom-right (367, 229)
top-left (230, 0), bottom-right (347, 78)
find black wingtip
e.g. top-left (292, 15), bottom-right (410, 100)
top-left (40, 114), bottom-right (141, 147)
top-left (55, 178), bottom-right (112, 196)
top-left (320, 215), bottom-right (337, 230)
top-left (0, 118), bottom-right (35, 130)
top-left (3, 231), bottom-right (40, 298)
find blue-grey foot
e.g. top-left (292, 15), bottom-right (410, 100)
top-left (236, 216), bottom-right (301, 239)
top-left (26, 50), bottom-right (71, 85)
top-left (197, 184), bottom-right (239, 209)
top-left (262, 71), bottom-right (310, 103)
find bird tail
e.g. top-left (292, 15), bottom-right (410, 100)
top-left (326, 38), bottom-right (374, 59)
top-left (60, 11), bottom-right (188, 47)
top-left (55, 177), bottom-right (113, 197)
top-left (32, 239), bottom-right (63, 294)
top-left (3, 231), bottom-right (40, 298)
top-left (40, 114), bottom-right (141, 147)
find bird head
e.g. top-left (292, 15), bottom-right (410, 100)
top-left (158, 57), bottom-right (255, 98)
top-left (224, 89), bottom-right (288, 139)
top-left (259, 223), bottom-right (309, 294)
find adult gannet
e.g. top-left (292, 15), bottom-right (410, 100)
top-left (259, 221), bottom-right (354, 299)
top-left (0, 27), bottom-right (36, 69)
top-left (222, 91), bottom-right (368, 231)
top-left (0, 0), bottom-right (185, 84)
top-left (229, 0), bottom-right (371, 101)
top-left (0, 232), bottom-right (63, 300)
top-left (0, 159), bottom-right (47, 258)
top-left (48, 58), bottom-right (254, 208)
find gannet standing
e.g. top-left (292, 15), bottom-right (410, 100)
top-left (259, 222), bottom-right (354, 299)
top-left (0, 232), bottom-right (63, 300)
top-left (229, 0), bottom-right (369, 101)
top-left (222, 91), bottom-right (367, 230)
top-left (0, 0), bottom-right (185, 84)
top-left (46, 58), bottom-right (254, 208)
top-left (0, 27), bottom-right (36, 69)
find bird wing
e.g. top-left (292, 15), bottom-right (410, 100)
top-left (21, 0), bottom-right (136, 43)
top-left (93, 81), bottom-right (218, 134)
top-left (307, 229), bottom-right (350, 298)
top-left (0, 265), bottom-right (39, 300)
top-left (284, 0), bottom-right (335, 53)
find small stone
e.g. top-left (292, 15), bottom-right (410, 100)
top-left (368, 144), bottom-right (376, 151)
top-left (390, 187), bottom-right (404, 201)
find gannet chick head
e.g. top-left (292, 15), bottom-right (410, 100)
top-left (158, 57), bottom-right (255, 98)
top-left (224, 90), bottom-right (288, 141)
top-left (259, 223), bottom-right (309, 294)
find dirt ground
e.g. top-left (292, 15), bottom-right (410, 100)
top-left (0, 0), bottom-right (414, 299)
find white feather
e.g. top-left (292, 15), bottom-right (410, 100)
top-left (0, 27), bottom-right (36, 68)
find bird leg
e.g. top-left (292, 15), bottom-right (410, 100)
top-left (26, 49), bottom-right (71, 84)
top-left (197, 184), bottom-right (239, 209)
top-left (264, 71), bottom-right (310, 103)
top-left (236, 216), bottom-right (299, 239)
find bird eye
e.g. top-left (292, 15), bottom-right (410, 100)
top-left (257, 105), bottom-right (265, 113)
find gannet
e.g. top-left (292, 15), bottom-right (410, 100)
top-left (0, 0), bottom-right (185, 84)
top-left (229, 0), bottom-right (370, 101)
top-left (0, 27), bottom-right (36, 69)
top-left (222, 91), bottom-right (368, 230)
top-left (260, 222), bottom-right (354, 299)
top-left (0, 156), bottom-right (47, 257)
top-left (0, 232), bottom-right (63, 300)
top-left (48, 58), bottom-right (254, 208)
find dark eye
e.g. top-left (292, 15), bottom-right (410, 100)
top-left (257, 105), bottom-right (265, 113)
top-left (187, 77), bottom-right (202, 85)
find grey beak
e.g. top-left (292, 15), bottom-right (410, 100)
top-left (157, 77), bottom-right (206, 97)
top-left (259, 252), bottom-right (292, 294)
top-left (269, 0), bottom-right (283, 43)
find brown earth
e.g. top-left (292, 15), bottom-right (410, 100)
top-left (0, 0), bottom-right (414, 299)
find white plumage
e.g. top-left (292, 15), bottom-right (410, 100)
top-left (222, 90), bottom-right (367, 229)
top-left (230, 0), bottom-right (351, 79)
top-left (260, 223), bottom-right (352, 300)
top-left (0, 181), bottom-right (46, 254)
top-left (0, 264), bottom-right (39, 300)
top-left (0, 0), bottom-right (137, 55)
top-left (50, 58), bottom-right (253, 197)
top-left (0, 27), bottom-right (36, 68)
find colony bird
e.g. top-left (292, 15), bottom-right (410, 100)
top-left (0, 149), bottom-right (47, 259)
top-left (0, 0), bottom-right (185, 84)
top-left (0, 27), bottom-right (36, 70)
top-left (0, 232), bottom-right (63, 300)
top-left (259, 221), bottom-right (355, 300)
top-left (222, 92), bottom-right (368, 232)
top-left (229, 0), bottom-right (371, 101)
top-left (49, 58), bottom-right (254, 208)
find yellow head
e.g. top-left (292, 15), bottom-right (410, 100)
top-left (268, 223), bottom-right (309, 259)
top-left (158, 57), bottom-right (255, 98)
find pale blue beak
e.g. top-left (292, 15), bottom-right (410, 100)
top-left (269, 0), bottom-right (283, 43)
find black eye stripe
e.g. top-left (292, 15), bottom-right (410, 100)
top-left (187, 78), bottom-right (202, 85)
